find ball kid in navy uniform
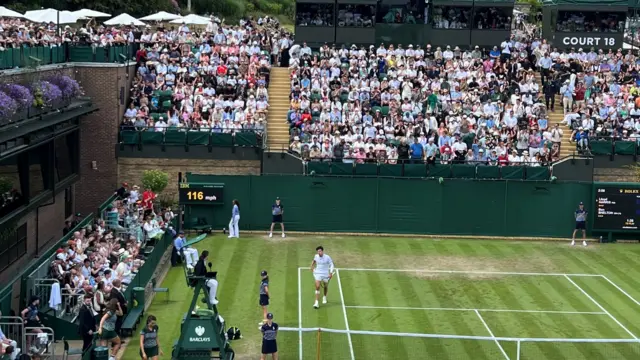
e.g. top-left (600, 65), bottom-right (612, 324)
top-left (258, 270), bottom-right (270, 327)
top-left (260, 313), bottom-right (279, 360)
top-left (571, 202), bottom-right (588, 247)
top-left (269, 197), bottom-right (285, 238)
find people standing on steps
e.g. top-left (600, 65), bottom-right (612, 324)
top-left (228, 199), bottom-right (240, 239)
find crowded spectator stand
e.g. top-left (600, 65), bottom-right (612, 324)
top-left (285, 40), bottom-right (567, 175)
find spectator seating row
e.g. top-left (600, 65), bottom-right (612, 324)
top-left (307, 161), bottom-right (552, 180)
top-left (590, 139), bottom-right (640, 156)
top-left (119, 129), bottom-right (263, 148)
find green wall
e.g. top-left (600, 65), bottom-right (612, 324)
top-left (185, 175), bottom-right (593, 238)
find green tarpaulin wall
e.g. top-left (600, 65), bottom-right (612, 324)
top-left (543, 0), bottom-right (628, 6)
top-left (183, 175), bottom-right (592, 238)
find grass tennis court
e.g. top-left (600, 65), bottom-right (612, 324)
top-left (121, 235), bottom-right (640, 359)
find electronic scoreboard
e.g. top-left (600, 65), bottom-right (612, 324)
top-left (593, 184), bottom-right (640, 232)
top-left (178, 183), bottom-right (224, 205)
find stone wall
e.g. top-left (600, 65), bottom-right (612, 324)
top-left (118, 158), bottom-right (261, 199)
top-left (593, 168), bottom-right (636, 182)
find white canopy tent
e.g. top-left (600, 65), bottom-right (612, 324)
top-left (104, 13), bottom-right (145, 26)
top-left (24, 9), bottom-right (80, 24)
top-left (139, 11), bottom-right (181, 22)
top-left (0, 6), bottom-right (23, 18)
top-left (72, 9), bottom-right (112, 19)
top-left (169, 14), bottom-right (210, 25)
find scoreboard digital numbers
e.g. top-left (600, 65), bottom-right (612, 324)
top-left (594, 185), bottom-right (640, 232)
top-left (178, 183), bottom-right (224, 205)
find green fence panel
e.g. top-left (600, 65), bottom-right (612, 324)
top-left (428, 164), bottom-right (450, 178)
top-left (41, 47), bottom-right (52, 65)
top-left (188, 132), bottom-right (210, 145)
top-left (12, 48), bottom-right (22, 68)
top-left (451, 164), bottom-right (477, 179)
top-left (590, 140), bottom-right (613, 155)
top-left (52, 46), bottom-right (63, 63)
top-left (379, 163), bottom-right (402, 177)
top-left (355, 163), bottom-right (378, 176)
top-left (525, 166), bottom-right (551, 180)
top-left (120, 131), bottom-right (139, 145)
top-left (403, 163), bottom-right (427, 177)
top-left (614, 141), bottom-right (636, 155)
top-left (308, 161), bottom-right (330, 175)
top-left (141, 131), bottom-right (164, 144)
top-left (181, 175), bottom-right (595, 238)
top-left (0, 49), bottom-right (9, 69)
top-left (235, 131), bottom-right (258, 147)
top-left (502, 166), bottom-right (525, 180)
top-left (331, 162), bottom-right (354, 176)
top-left (211, 133), bottom-right (233, 146)
top-left (164, 130), bottom-right (186, 145)
top-left (476, 165), bottom-right (501, 179)
top-left (69, 46), bottom-right (94, 62)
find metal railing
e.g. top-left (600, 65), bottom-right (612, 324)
top-left (25, 326), bottom-right (55, 359)
top-left (31, 279), bottom-right (84, 320)
top-left (119, 128), bottom-right (265, 148)
top-left (304, 160), bottom-right (553, 180)
top-left (589, 137), bottom-right (640, 157)
top-left (0, 316), bottom-right (24, 354)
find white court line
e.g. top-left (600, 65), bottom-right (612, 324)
top-left (297, 267), bottom-right (302, 360)
top-left (600, 275), bottom-right (640, 307)
top-left (564, 275), bottom-right (638, 340)
top-left (475, 310), bottom-right (511, 360)
top-left (345, 305), bottom-right (607, 316)
top-left (312, 267), bottom-right (601, 277)
top-left (336, 269), bottom-right (356, 360)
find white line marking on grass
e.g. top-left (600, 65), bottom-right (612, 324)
top-left (475, 309), bottom-right (511, 360)
top-left (278, 326), bottom-right (640, 343)
top-left (298, 267), bottom-right (302, 360)
top-left (345, 305), bottom-right (607, 315)
top-left (328, 267), bottom-right (601, 277)
top-left (564, 275), bottom-right (638, 340)
top-left (336, 269), bottom-right (355, 360)
top-left (600, 275), bottom-right (640, 307)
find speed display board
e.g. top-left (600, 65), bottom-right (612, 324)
top-left (178, 183), bottom-right (224, 205)
top-left (594, 185), bottom-right (640, 232)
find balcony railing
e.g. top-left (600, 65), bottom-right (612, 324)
top-left (119, 128), bottom-right (264, 148)
top-left (590, 137), bottom-right (640, 156)
top-left (305, 160), bottom-right (553, 180)
top-left (0, 43), bottom-right (136, 70)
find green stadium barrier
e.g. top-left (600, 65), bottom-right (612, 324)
top-left (476, 165), bottom-right (501, 179)
top-left (590, 140), bottom-right (613, 155)
top-left (332, 162), bottom-right (354, 176)
top-left (379, 163), bottom-right (402, 177)
top-left (120, 131), bottom-right (139, 145)
top-left (355, 163), bottom-right (378, 176)
top-left (502, 166), bottom-right (525, 180)
top-left (164, 130), bottom-right (187, 145)
top-left (428, 164), bottom-right (450, 178)
top-left (404, 163), bottom-right (427, 177)
top-left (451, 164), bottom-right (476, 179)
top-left (188, 132), bottom-right (210, 145)
top-left (525, 166), bottom-right (551, 180)
top-left (141, 131), bottom-right (164, 144)
top-left (235, 131), bottom-right (258, 147)
top-left (614, 141), bottom-right (636, 155)
top-left (211, 133), bottom-right (233, 147)
top-left (308, 161), bottom-right (330, 175)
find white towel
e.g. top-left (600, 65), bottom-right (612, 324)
top-left (49, 282), bottom-right (62, 311)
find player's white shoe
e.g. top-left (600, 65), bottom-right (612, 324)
top-left (322, 296), bottom-right (327, 304)
top-left (313, 300), bottom-right (319, 309)
top-left (282, 233), bottom-right (286, 238)
top-left (583, 240), bottom-right (587, 246)
top-left (269, 233), bottom-right (273, 238)
top-left (571, 240), bottom-right (575, 246)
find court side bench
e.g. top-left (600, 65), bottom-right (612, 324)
top-left (121, 307), bottom-right (144, 337)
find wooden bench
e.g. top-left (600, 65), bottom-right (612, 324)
top-left (120, 307), bottom-right (144, 337)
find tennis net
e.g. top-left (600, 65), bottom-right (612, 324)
top-left (277, 326), bottom-right (640, 360)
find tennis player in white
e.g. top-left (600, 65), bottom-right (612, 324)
top-left (310, 246), bottom-right (335, 309)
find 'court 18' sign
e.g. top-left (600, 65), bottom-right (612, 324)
top-left (561, 36), bottom-right (616, 47)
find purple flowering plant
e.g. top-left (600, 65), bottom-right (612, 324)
top-left (31, 81), bottom-right (62, 107)
top-left (1, 84), bottom-right (34, 111)
top-left (47, 75), bottom-right (82, 99)
top-left (0, 91), bottom-right (18, 121)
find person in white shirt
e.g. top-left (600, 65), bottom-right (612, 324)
top-left (310, 246), bottom-right (335, 309)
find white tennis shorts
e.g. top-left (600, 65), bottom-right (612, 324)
top-left (314, 273), bottom-right (330, 283)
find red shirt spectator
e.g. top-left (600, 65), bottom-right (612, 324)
top-left (142, 189), bottom-right (156, 210)
top-left (498, 154), bottom-right (509, 166)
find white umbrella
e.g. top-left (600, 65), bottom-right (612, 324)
top-left (169, 14), bottom-right (209, 25)
top-left (139, 11), bottom-right (181, 22)
top-left (72, 9), bottom-right (111, 19)
top-left (0, 6), bottom-right (23, 18)
top-left (25, 9), bottom-right (80, 24)
top-left (104, 13), bottom-right (145, 26)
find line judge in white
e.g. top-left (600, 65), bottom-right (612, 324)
top-left (310, 246), bottom-right (335, 309)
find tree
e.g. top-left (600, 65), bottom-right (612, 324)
top-left (141, 170), bottom-right (169, 193)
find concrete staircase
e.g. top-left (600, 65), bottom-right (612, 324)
top-left (534, 73), bottom-right (574, 158)
top-left (267, 67), bottom-right (291, 150)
